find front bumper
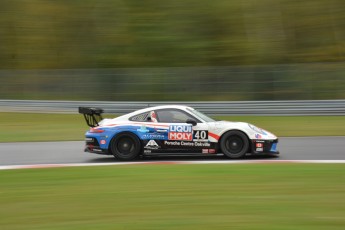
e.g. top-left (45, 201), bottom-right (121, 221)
top-left (251, 139), bottom-right (279, 155)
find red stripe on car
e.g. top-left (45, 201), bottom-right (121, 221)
top-left (209, 132), bottom-right (220, 140)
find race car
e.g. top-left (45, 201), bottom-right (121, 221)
top-left (79, 105), bottom-right (279, 160)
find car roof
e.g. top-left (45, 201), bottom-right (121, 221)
top-left (133, 105), bottom-right (192, 114)
top-left (114, 105), bottom-right (194, 120)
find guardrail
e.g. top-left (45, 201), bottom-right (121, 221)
top-left (0, 100), bottom-right (344, 116)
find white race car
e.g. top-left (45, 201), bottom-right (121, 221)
top-left (79, 105), bottom-right (279, 160)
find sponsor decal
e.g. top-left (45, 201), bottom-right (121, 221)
top-left (169, 125), bottom-right (193, 141)
top-left (255, 133), bottom-right (262, 139)
top-left (141, 134), bottom-right (166, 140)
top-left (194, 142), bottom-right (211, 147)
top-left (155, 128), bottom-right (168, 133)
top-left (137, 126), bottom-right (149, 133)
top-left (255, 141), bottom-right (265, 152)
top-left (201, 148), bottom-right (217, 154)
top-left (164, 141), bottom-right (181, 146)
top-left (169, 132), bottom-right (192, 141)
top-left (209, 149), bottom-right (216, 154)
top-left (100, 140), bottom-right (106, 145)
top-left (163, 141), bottom-right (211, 147)
top-left (145, 140), bottom-right (160, 149)
top-left (202, 149), bottom-right (209, 154)
top-left (256, 143), bottom-right (263, 148)
top-left (143, 149), bottom-right (152, 154)
top-left (170, 125), bottom-right (192, 132)
top-left (85, 137), bottom-right (93, 142)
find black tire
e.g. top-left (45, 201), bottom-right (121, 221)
top-left (220, 130), bottom-right (249, 159)
top-left (110, 132), bottom-right (141, 161)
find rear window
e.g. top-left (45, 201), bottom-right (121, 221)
top-left (129, 112), bottom-right (149, 121)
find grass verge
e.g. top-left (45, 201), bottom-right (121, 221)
top-left (0, 164), bottom-right (344, 230)
top-left (0, 112), bottom-right (344, 142)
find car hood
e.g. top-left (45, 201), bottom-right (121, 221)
top-left (209, 120), bottom-right (277, 140)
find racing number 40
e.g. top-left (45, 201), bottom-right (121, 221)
top-left (193, 130), bottom-right (208, 140)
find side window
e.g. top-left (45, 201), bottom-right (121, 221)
top-left (129, 112), bottom-right (149, 122)
top-left (156, 109), bottom-right (199, 123)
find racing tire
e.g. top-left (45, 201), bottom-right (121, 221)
top-left (110, 132), bottom-right (141, 161)
top-left (220, 131), bottom-right (249, 159)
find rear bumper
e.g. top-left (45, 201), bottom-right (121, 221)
top-left (251, 139), bottom-right (279, 155)
top-left (84, 146), bottom-right (109, 155)
top-left (85, 137), bottom-right (110, 155)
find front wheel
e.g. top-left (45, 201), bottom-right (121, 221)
top-left (220, 131), bottom-right (249, 159)
top-left (110, 132), bottom-right (141, 161)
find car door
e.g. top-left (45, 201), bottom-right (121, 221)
top-left (154, 108), bottom-right (212, 153)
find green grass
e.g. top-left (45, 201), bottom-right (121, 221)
top-left (0, 112), bottom-right (344, 142)
top-left (0, 164), bottom-right (344, 230)
top-left (0, 113), bottom-right (86, 142)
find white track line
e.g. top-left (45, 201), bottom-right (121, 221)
top-left (1, 160), bottom-right (345, 170)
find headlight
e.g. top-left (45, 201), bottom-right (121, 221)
top-left (248, 124), bottom-right (267, 135)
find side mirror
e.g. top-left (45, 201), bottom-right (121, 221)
top-left (186, 119), bottom-right (197, 126)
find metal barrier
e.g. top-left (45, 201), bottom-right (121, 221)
top-left (1, 64), bottom-right (345, 102)
top-left (0, 100), bottom-right (344, 116)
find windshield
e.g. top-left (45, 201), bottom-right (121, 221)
top-left (186, 108), bottom-right (215, 122)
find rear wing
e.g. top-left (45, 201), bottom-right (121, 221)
top-left (78, 107), bottom-right (104, 127)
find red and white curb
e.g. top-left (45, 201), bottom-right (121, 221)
top-left (1, 160), bottom-right (345, 170)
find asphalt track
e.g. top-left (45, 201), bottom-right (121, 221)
top-left (0, 137), bottom-right (344, 166)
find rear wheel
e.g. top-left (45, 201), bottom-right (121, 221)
top-left (220, 131), bottom-right (249, 159)
top-left (110, 132), bottom-right (141, 161)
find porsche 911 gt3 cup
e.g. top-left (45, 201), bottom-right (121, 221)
top-left (79, 105), bottom-right (279, 160)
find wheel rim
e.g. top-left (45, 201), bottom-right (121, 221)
top-left (116, 137), bottom-right (135, 155)
top-left (225, 136), bottom-right (244, 154)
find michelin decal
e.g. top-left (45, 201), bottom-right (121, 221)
top-left (145, 140), bottom-right (160, 149)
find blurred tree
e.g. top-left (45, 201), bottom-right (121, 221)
top-left (1, 0), bottom-right (345, 69)
top-left (0, 0), bottom-right (344, 100)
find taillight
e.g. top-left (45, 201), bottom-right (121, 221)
top-left (90, 128), bottom-right (105, 133)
